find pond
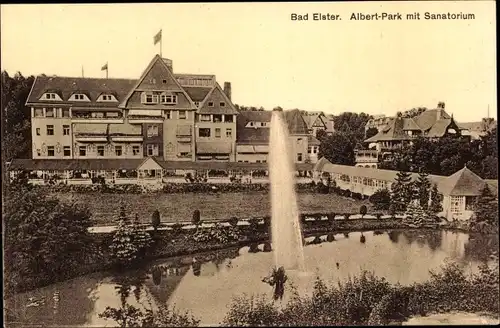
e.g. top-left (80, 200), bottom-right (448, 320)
top-left (5, 230), bottom-right (498, 327)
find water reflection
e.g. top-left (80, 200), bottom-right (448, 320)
top-left (6, 273), bottom-right (101, 326)
top-left (6, 230), bottom-right (499, 327)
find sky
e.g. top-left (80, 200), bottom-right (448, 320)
top-left (1, 2), bottom-right (496, 122)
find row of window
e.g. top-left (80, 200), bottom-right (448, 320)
top-left (336, 173), bottom-right (389, 189)
top-left (42, 93), bottom-right (117, 102)
top-left (198, 114), bottom-right (234, 123)
top-left (36, 125), bottom-right (70, 136)
top-left (39, 144), bottom-right (143, 157)
top-left (307, 146), bottom-right (319, 154)
top-left (247, 121), bottom-right (268, 127)
top-left (176, 78), bottom-right (214, 86)
top-left (164, 110), bottom-right (186, 119)
top-left (142, 93), bottom-right (178, 105)
top-left (198, 128), bottom-right (232, 138)
top-left (34, 107), bottom-right (71, 118)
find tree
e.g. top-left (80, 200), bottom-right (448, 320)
top-left (414, 171), bottom-right (431, 210)
top-left (3, 179), bottom-right (94, 295)
top-left (110, 207), bottom-right (152, 268)
top-left (192, 209), bottom-right (201, 226)
top-left (369, 189), bottom-right (391, 210)
top-left (1, 71), bottom-right (36, 161)
top-left (316, 129), bottom-right (328, 142)
top-left (365, 127), bottom-right (379, 139)
top-left (151, 210), bottom-right (161, 232)
top-left (318, 133), bottom-right (356, 166)
top-left (390, 171), bottom-right (413, 212)
top-left (429, 184), bottom-right (443, 214)
top-left (474, 185), bottom-right (498, 225)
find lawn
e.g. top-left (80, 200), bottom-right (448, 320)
top-left (54, 192), bottom-right (372, 226)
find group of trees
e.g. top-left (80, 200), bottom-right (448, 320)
top-left (318, 112), bottom-right (373, 166)
top-left (369, 170), bottom-right (442, 221)
top-left (3, 176), bottom-right (95, 295)
top-left (380, 131), bottom-right (498, 179)
top-left (2, 71), bottom-right (35, 162)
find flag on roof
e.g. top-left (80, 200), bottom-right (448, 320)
top-left (101, 63), bottom-right (108, 71)
top-left (154, 30), bottom-right (162, 45)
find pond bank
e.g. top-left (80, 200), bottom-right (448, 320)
top-left (10, 217), bottom-right (497, 296)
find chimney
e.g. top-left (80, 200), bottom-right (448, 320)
top-left (436, 102), bottom-right (445, 120)
top-left (223, 82), bottom-right (231, 101)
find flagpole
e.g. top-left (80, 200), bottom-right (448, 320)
top-left (160, 29), bottom-right (162, 57)
top-left (82, 66), bottom-right (84, 78)
top-left (106, 62), bottom-right (108, 79)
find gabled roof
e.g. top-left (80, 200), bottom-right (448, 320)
top-left (197, 83), bottom-right (238, 115)
top-left (364, 108), bottom-right (456, 142)
top-left (365, 118), bottom-right (412, 142)
top-left (427, 118), bottom-right (453, 138)
top-left (414, 109), bottom-right (451, 131)
top-left (402, 118), bottom-right (420, 130)
top-left (438, 166), bottom-right (488, 196)
top-left (119, 55), bottom-right (196, 109)
top-left (26, 76), bottom-right (136, 108)
top-left (284, 109), bottom-right (309, 135)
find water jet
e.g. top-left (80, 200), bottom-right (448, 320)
top-left (269, 110), bottom-right (306, 272)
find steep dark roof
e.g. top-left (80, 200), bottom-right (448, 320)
top-left (183, 87), bottom-right (212, 102)
top-left (284, 109), bottom-right (309, 135)
top-left (26, 76), bottom-right (136, 107)
top-left (197, 83), bottom-right (238, 115)
top-left (236, 110), bottom-right (308, 144)
top-left (438, 166), bottom-right (488, 196)
top-left (365, 108), bottom-right (456, 143)
top-left (365, 118), bottom-right (412, 142)
top-left (236, 111), bottom-right (271, 144)
top-left (414, 109), bottom-right (451, 131)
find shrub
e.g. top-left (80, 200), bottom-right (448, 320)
top-left (360, 205), bottom-right (368, 218)
top-left (369, 189), bottom-right (391, 210)
top-left (151, 210), bottom-right (161, 231)
top-left (228, 217), bottom-right (239, 227)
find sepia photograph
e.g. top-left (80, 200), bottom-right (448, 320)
top-left (1, 1), bottom-right (498, 327)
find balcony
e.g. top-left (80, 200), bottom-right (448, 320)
top-left (128, 115), bottom-right (164, 123)
top-left (72, 113), bottom-right (124, 124)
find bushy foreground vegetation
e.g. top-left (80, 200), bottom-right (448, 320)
top-left (220, 262), bottom-right (499, 326)
top-left (97, 262), bottom-right (499, 327)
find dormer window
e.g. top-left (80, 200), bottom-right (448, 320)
top-left (160, 93), bottom-right (177, 105)
top-left (208, 102), bottom-right (214, 107)
top-left (141, 92), bottom-right (159, 104)
top-left (219, 102), bottom-right (226, 107)
top-left (69, 93), bottom-right (90, 101)
top-left (41, 93), bottom-right (61, 101)
top-left (97, 94), bottom-right (117, 102)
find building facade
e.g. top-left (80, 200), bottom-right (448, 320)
top-left (314, 157), bottom-right (497, 221)
top-left (357, 103), bottom-right (465, 168)
top-left (19, 54), bottom-right (321, 182)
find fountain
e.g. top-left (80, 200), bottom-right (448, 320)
top-left (269, 109), bottom-right (306, 272)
